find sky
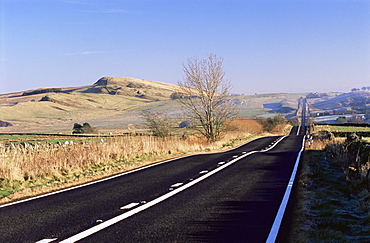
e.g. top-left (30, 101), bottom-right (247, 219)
top-left (0, 0), bottom-right (369, 95)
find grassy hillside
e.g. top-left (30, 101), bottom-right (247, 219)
top-left (310, 91), bottom-right (370, 110)
top-left (0, 77), bottom-right (304, 133)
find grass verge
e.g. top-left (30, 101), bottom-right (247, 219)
top-left (0, 126), bottom-right (271, 205)
top-left (288, 139), bottom-right (370, 242)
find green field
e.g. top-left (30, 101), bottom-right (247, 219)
top-left (0, 134), bottom-right (112, 144)
top-left (314, 125), bottom-right (370, 133)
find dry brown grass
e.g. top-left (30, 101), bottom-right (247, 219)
top-left (226, 118), bottom-right (291, 136)
top-left (226, 119), bottom-right (263, 134)
top-left (306, 139), bottom-right (335, 151)
top-left (1, 119), bottom-right (286, 204)
top-left (0, 135), bottom-right (203, 181)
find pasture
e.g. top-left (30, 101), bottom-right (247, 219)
top-left (0, 134), bottom-right (105, 144)
top-left (0, 119), bottom-right (284, 203)
top-left (314, 125), bottom-right (370, 133)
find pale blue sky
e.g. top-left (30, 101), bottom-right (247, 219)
top-left (1, 0), bottom-right (369, 94)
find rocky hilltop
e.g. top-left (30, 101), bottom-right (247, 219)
top-left (0, 77), bottom-right (184, 133)
top-left (0, 77), bottom-right (303, 133)
top-left (80, 77), bottom-right (181, 100)
top-left (0, 77), bottom-right (182, 107)
top-left (18, 77), bottom-right (181, 100)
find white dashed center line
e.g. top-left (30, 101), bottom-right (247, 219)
top-left (170, 183), bottom-right (184, 188)
top-left (35, 239), bottom-right (57, 243)
top-left (120, 202), bottom-right (140, 210)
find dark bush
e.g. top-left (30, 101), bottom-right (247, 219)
top-left (179, 121), bottom-right (191, 128)
top-left (170, 92), bottom-right (186, 100)
top-left (72, 122), bottom-right (97, 134)
top-left (257, 114), bottom-right (287, 132)
top-left (72, 123), bottom-right (83, 134)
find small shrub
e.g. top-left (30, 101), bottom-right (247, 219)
top-left (141, 110), bottom-right (172, 137)
top-left (257, 114), bottom-right (288, 132)
top-left (179, 121), bottom-right (191, 128)
top-left (170, 92), bottom-right (186, 100)
top-left (72, 123), bottom-right (83, 134)
top-left (72, 123), bottom-right (97, 134)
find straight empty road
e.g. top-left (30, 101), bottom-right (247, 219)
top-left (0, 127), bottom-right (305, 243)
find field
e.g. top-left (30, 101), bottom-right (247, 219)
top-left (0, 119), bottom-right (289, 204)
top-left (314, 125), bottom-right (370, 133)
top-left (0, 134), bottom-right (109, 144)
top-left (237, 93), bottom-right (304, 118)
top-left (313, 125), bottom-right (370, 142)
top-left (0, 92), bottom-right (303, 134)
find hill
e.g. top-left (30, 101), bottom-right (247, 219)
top-left (307, 91), bottom-right (370, 124)
top-left (310, 91), bottom-right (370, 110)
top-left (0, 77), bottom-right (304, 133)
top-left (2, 77), bottom-right (181, 105)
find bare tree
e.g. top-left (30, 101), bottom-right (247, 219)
top-left (178, 54), bottom-right (238, 142)
top-left (141, 110), bottom-right (172, 137)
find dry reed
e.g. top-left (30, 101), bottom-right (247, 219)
top-left (0, 119), bottom-right (289, 202)
top-left (306, 138), bottom-right (336, 151)
top-left (0, 128), bottom-right (260, 182)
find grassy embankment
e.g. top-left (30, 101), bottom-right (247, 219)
top-left (0, 119), bottom-right (291, 204)
top-left (288, 125), bottom-right (370, 242)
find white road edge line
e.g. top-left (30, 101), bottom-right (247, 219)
top-left (59, 151), bottom-right (260, 243)
top-left (0, 136), bottom-right (267, 209)
top-left (59, 135), bottom-right (289, 243)
top-left (266, 135), bottom-right (306, 243)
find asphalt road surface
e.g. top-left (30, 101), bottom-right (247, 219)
top-left (0, 127), bottom-right (305, 243)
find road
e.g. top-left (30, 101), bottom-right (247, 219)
top-left (0, 128), bottom-right (305, 243)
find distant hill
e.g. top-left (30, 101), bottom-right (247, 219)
top-left (311, 91), bottom-right (370, 110)
top-left (0, 77), bottom-right (303, 133)
top-left (19, 77), bottom-right (181, 100)
top-left (0, 77), bottom-right (184, 133)
top-left (0, 77), bottom-right (183, 108)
